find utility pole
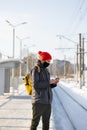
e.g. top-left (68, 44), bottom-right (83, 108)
top-left (56, 34), bottom-right (78, 79)
top-left (82, 37), bottom-right (85, 86)
top-left (79, 33), bottom-right (82, 89)
top-left (76, 44), bottom-right (79, 82)
top-left (6, 20), bottom-right (27, 78)
top-left (16, 36), bottom-right (30, 77)
top-left (79, 35), bottom-right (85, 88)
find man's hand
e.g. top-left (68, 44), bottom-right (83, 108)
top-left (55, 77), bottom-right (59, 84)
top-left (50, 78), bottom-right (59, 84)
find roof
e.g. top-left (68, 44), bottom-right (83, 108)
top-left (0, 58), bottom-right (22, 68)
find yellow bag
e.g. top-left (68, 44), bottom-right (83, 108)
top-left (23, 65), bottom-right (40, 95)
top-left (23, 73), bottom-right (32, 95)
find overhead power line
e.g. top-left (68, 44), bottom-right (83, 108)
top-left (55, 48), bottom-right (75, 50)
top-left (68, 0), bottom-right (86, 33)
top-left (56, 34), bottom-right (78, 44)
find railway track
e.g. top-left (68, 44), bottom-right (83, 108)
top-left (58, 84), bottom-right (87, 111)
top-left (52, 83), bottom-right (87, 130)
top-left (53, 88), bottom-right (76, 130)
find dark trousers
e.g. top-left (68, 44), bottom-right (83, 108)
top-left (30, 103), bottom-right (51, 130)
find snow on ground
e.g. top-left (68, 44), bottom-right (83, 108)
top-left (59, 79), bottom-right (87, 109)
top-left (52, 79), bottom-right (87, 130)
top-left (60, 79), bottom-right (87, 98)
top-left (1, 79), bottom-right (87, 130)
top-left (52, 90), bottom-right (74, 130)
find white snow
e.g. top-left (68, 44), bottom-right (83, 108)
top-left (52, 79), bottom-right (87, 130)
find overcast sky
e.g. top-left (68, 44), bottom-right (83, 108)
top-left (0, 0), bottom-right (87, 63)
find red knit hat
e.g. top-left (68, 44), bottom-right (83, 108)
top-left (38, 51), bottom-right (52, 61)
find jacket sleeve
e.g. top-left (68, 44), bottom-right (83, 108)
top-left (50, 83), bottom-right (57, 88)
top-left (32, 67), bottom-right (50, 89)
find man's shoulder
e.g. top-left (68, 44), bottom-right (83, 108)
top-left (31, 64), bottom-right (41, 74)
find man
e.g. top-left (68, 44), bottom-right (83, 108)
top-left (30, 51), bottom-right (59, 130)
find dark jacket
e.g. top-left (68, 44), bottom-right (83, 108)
top-left (31, 60), bottom-right (57, 104)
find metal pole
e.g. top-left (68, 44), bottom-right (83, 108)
top-left (12, 28), bottom-right (15, 78)
top-left (20, 40), bottom-right (22, 59)
top-left (82, 37), bottom-right (85, 86)
top-left (74, 55), bottom-right (76, 76)
top-left (6, 20), bottom-right (27, 94)
top-left (20, 40), bottom-right (22, 77)
top-left (16, 36), bottom-right (30, 76)
top-left (6, 20), bottom-right (27, 58)
top-left (76, 44), bottom-right (79, 82)
top-left (13, 28), bottom-right (15, 58)
top-left (79, 33), bottom-right (82, 89)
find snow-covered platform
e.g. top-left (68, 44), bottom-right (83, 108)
top-left (0, 80), bottom-right (87, 130)
top-left (0, 84), bottom-right (55, 130)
